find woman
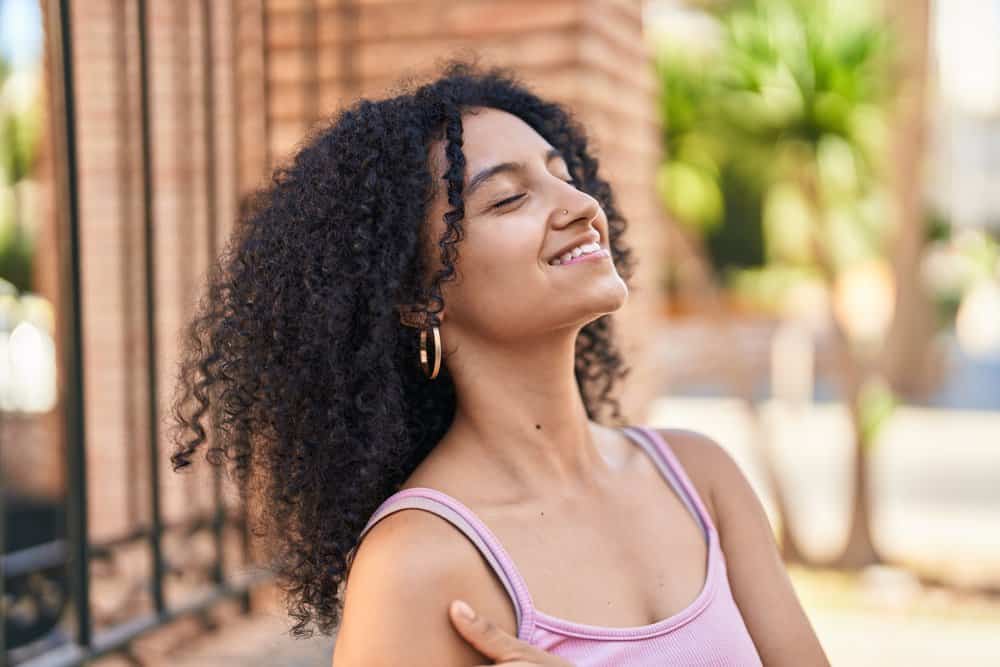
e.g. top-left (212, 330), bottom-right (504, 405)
top-left (169, 58), bottom-right (830, 666)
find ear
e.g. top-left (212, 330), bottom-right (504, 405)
top-left (396, 303), bottom-right (444, 328)
top-left (396, 304), bottom-right (424, 328)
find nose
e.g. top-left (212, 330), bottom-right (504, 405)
top-left (552, 186), bottom-right (600, 229)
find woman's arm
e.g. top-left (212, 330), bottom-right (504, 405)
top-left (332, 509), bottom-right (517, 666)
top-left (666, 429), bottom-right (831, 666)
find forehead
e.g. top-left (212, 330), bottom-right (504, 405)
top-left (428, 107), bottom-right (558, 183)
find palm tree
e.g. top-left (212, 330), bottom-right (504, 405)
top-left (654, 0), bottom-right (931, 570)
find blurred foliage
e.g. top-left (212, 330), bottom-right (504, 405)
top-left (0, 50), bottom-right (40, 293)
top-left (857, 374), bottom-right (899, 450)
top-left (653, 0), bottom-right (897, 310)
top-left (922, 227), bottom-right (1000, 330)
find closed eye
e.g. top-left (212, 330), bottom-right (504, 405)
top-left (491, 194), bottom-right (525, 209)
top-left (491, 179), bottom-right (577, 210)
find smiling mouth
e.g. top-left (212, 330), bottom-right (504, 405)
top-left (551, 248), bottom-right (612, 266)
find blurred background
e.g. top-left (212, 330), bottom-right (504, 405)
top-left (1, 0), bottom-right (998, 665)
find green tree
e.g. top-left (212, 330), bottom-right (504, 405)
top-left (654, 0), bottom-right (916, 570)
top-left (0, 50), bottom-right (41, 293)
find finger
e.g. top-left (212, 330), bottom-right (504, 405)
top-left (449, 599), bottom-right (531, 663)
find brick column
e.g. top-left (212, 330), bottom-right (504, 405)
top-left (37, 0), bottom-right (667, 595)
top-left (31, 0), bottom-right (669, 649)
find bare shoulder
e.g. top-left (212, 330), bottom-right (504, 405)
top-left (654, 428), bottom-right (831, 665)
top-left (652, 427), bottom-right (734, 529)
top-left (333, 506), bottom-right (517, 666)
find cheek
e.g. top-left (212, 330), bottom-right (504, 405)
top-left (459, 227), bottom-right (542, 285)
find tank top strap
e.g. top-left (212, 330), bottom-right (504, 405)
top-left (623, 425), bottom-right (716, 539)
top-left (357, 487), bottom-right (536, 639)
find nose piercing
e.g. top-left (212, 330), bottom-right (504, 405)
top-left (562, 209), bottom-right (568, 214)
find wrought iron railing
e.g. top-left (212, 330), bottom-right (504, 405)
top-left (1, 1), bottom-right (282, 664)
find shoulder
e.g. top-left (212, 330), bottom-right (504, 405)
top-left (650, 427), bottom-right (746, 531)
top-left (652, 426), bottom-right (773, 552)
top-left (652, 430), bottom-right (832, 664)
top-left (334, 506), bottom-right (516, 666)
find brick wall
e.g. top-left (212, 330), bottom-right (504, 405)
top-left (32, 0), bottom-right (669, 644)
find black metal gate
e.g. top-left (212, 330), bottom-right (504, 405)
top-left (1, 1), bottom-right (275, 664)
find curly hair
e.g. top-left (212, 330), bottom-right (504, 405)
top-left (168, 56), bottom-right (638, 639)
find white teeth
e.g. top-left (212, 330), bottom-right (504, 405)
top-left (549, 241), bottom-right (602, 265)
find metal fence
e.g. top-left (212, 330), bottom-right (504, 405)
top-left (1, 1), bottom-right (276, 664)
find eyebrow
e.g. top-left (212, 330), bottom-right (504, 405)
top-left (464, 147), bottom-right (566, 198)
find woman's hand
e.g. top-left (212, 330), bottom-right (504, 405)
top-left (449, 600), bottom-right (575, 667)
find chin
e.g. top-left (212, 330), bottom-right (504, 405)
top-left (599, 279), bottom-right (630, 310)
top-left (584, 284), bottom-right (630, 321)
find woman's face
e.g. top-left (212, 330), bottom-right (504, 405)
top-left (422, 107), bottom-right (629, 341)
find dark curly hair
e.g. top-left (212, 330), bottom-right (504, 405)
top-left (168, 56), bottom-right (638, 639)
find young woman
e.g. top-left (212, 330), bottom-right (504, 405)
top-left (169, 58), bottom-right (830, 666)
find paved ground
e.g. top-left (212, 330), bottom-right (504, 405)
top-left (810, 605), bottom-right (1000, 666)
top-left (166, 610), bottom-right (335, 667)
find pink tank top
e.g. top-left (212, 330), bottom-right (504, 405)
top-left (358, 425), bottom-right (763, 666)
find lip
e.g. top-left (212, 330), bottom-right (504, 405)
top-left (553, 248), bottom-right (611, 266)
top-left (546, 231), bottom-right (602, 264)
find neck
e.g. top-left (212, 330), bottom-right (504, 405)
top-left (439, 324), bottom-right (617, 500)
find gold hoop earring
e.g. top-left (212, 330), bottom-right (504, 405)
top-left (419, 325), bottom-right (441, 379)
